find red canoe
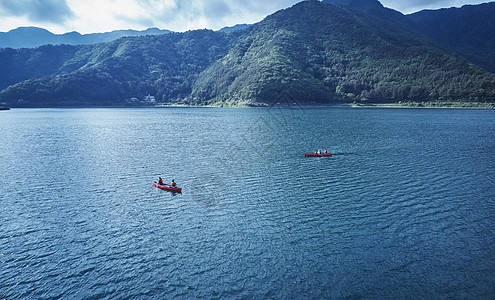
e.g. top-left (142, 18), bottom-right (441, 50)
top-left (153, 182), bottom-right (182, 192)
top-left (305, 153), bottom-right (332, 157)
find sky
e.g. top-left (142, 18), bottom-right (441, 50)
top-left (0, 0), bottom-right (491, 34)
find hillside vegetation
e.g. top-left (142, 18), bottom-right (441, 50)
top-left (191, 1), bottom-right (495, 105)
top-left (407, 2), bottom-right (495, 73)
top-left (0, 0), bottom-right (494, 107)
top-left (0, 31), bottom-right (236, 106)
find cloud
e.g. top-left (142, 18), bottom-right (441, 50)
top-left (203, 0), bottom-right (232, 19)
top-left (1, 0), bottom-right (489, 34)
top-left (0, 0), bottom-right (74, 24)
top-left (135, 0), bottom-right (301, 31)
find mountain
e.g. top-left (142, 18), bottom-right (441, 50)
top-left (191, 1), bottom-right (495, 104)
top-left (407, 2), bottom-right (495, 73)
top-left (322, 0), bottom-right (384, 12)
top-left (0, 0), bottom-right (494, 107)
top-left (330, 0), bottom-right (495, 74)
top-left (0, 44), bottom-right (82, 92)
top-left (0, 30), bottom-right (237, 107)
top-left (219, 24), bottom-right (252, 33)
top-left (0, 27), bottom-right (171, 49)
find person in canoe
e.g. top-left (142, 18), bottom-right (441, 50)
top-left (323, 149), bottom-right (328, 154)
top-left (172, 179), bottom-right (177, 187)
top-left (159, 177), bottom-right (164, 185)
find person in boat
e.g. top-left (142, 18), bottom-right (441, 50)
top-left (317, 149), bottom-right (321, 154)
top-left (323, 149), bottom-right (327, 154)
top-left (159, 177), bottom-right (164, 185)
top-left (172, 179), bottom-right (176, 187)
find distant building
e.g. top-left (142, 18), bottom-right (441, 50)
top-left (144, 94), bottom-right (155, 102)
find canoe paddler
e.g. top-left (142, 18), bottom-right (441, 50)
top-left (159, 177), bottom-right (164, 185)
top-left (172, 179), bottom-right (176, 187)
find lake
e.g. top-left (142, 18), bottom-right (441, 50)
top-left (1, 107), bottom-right (494, 298)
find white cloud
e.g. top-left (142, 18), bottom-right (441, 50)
top-left (59, 0), bottom-right (303, 33)
top-left (66, 0), bottom-right (149, 32)
top-left (0, 0), bottom-right (74, 23)
top-left (0, 0), bottom-right (491, 34)
top-left (0, 0), bottom-right (74, 32)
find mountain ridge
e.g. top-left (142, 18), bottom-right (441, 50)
top-left (0, 25), bottom-right (254, 49)
top-left (191, 1), bottom-right (495, 104)
top-left (0, 27), bottom-right (172, 49)
top-left (322, 0), bottom-right (384, 12)
top-left (407, 2), bottom-right (495, 73)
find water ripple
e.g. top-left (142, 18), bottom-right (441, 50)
top-left (1, 108), bottom-right (494, 298)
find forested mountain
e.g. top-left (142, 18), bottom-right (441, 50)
top-left (219, 24), bottom-right (252, 33)
top-left (407, 2), bottom-right (495, 73)
top-left (0, 25), bottom-right (253, 49)
top-left (0, 30), bottom-right (237, 106)
top-left (322, 0), bottom-right (385, 12)
top-left (0, 0), bottom-right (494, 107)
top-left (192, 0), bottom-right (495, 104)
top-left (329, 0), bottom-right (495, 74)
top-left (0, 27), bottom-right (171, 49)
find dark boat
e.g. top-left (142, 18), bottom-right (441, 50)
top-left (153, 181), bottom-right (182, 192)
top-left (305, 153), bottom-right (332, 157)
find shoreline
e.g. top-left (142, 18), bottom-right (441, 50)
top-left (344, 103), bottom-right (495, 109)
top-left (153, 102), bottom-right (495, 109)
top-left (4, 102), bottom-right (495, 110)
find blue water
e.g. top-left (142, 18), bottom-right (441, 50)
top-left (1, 107), bottom-right (494, 298)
